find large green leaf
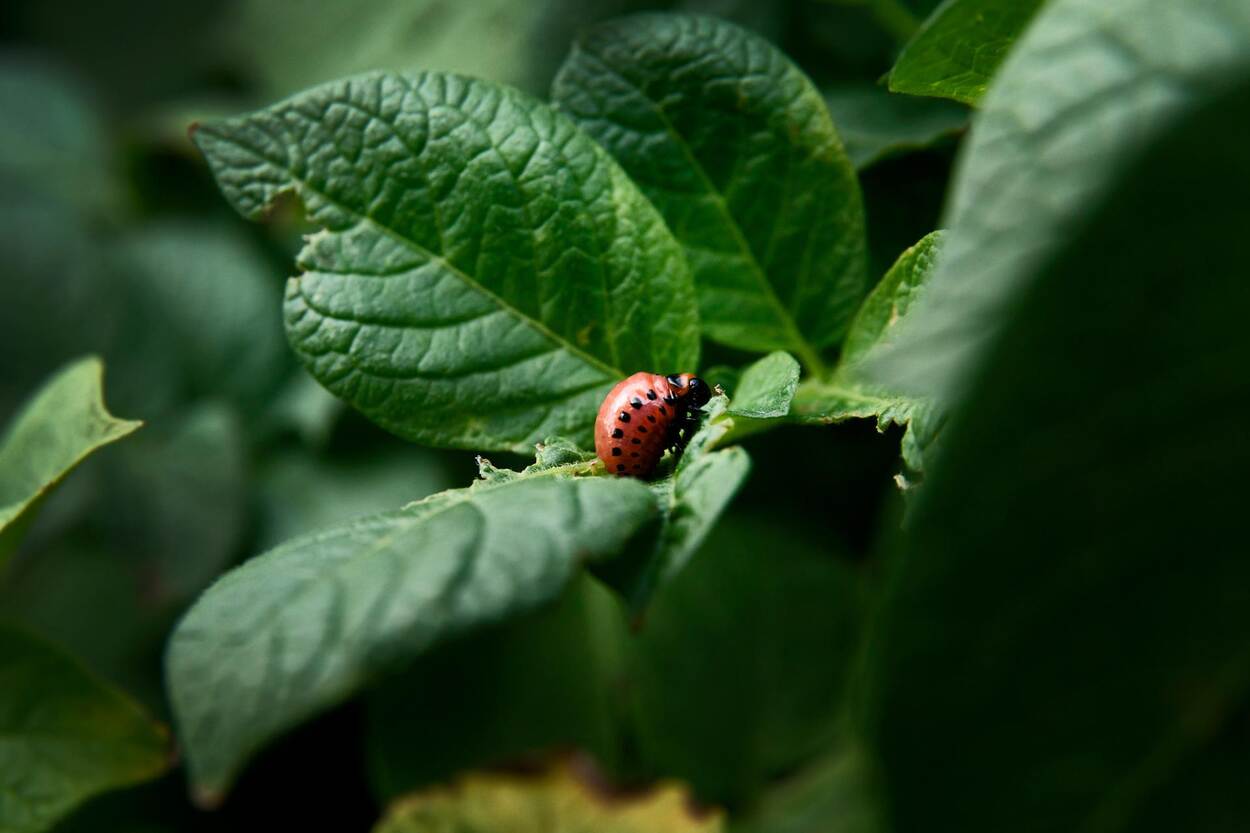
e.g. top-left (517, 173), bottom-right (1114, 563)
top-left (793, 232), bottom-right (943, 473)
top-left (871, 0), bottom-right (1250, 402)
top-left (727, 352), bottom-right (800, 420)
top-left (0, 358), bottom-right (140, 561)
top-left (194, 71), bottom-right (698, 453)
top-left (551, 13), bottom-right (867, 372)
top-left (865, 78), bottom-right (1250, 833)
top-left (0, 624), bottom-right (169, 833)
top-left (166, 469), bottom-right (657, 802)
top-left (887, 0), bottom-right (1045, 105)
top-left (375, 760), bottom-right (722, 833)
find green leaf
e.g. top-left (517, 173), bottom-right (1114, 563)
top-left (0, 624), bottom-right (169, 833)
top-left (375, 760), bottom-right (723, 833)
top-left (630, 515), bottom-right (866, 804)
top-left (871, 0), bottom-right (1250, 402)
top-left (727, 352), bottom-right (800, 419)
top-left (887, 0), bottom-right (1046, 105)
top-left (367, 575), bottom-right (627, 799)
top-left (864, 77), bottom-right (1250, 833)
top-left (792, 232), bottom-right (944, 471)
top-left (194, 71), bottom-right (698, 453)
top-left (552, 13), bottom-right (867, 373)
top-left (823, 84), bottom-right (967, 169)
top-left (166, 469), bottom-right (657, 802)
top-left (0, 358), bottom-right (141, 562)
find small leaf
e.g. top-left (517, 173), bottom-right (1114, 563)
top-left (552, 13), bottom-right (867, 372)
top-left (823, 84), bottom-right (968, 169)
top-left (727, 352), bottom-right (800, 419)
top-left (887, 0), bottom-right (1046, 106)
top-left (375, 759), bottom-right (722, 833)
top-left (793, 232), bottom-right (944, 471)
top-left (194, 71), bottom-right (698, 453)
top-left (0, 624), bottom-right (169, 833)
top-left (0, 357), bottom-right (141, 562)
top-left (871, 0), bottom-right (1250, 401)
top-left (166, 470), bottom-right (657, 801)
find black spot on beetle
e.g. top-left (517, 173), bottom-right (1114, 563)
top-left (638, 426), bottom-right (648, 433)
top-left (659, 405), bottom-right (667, 415)
top-left (647, 415), bottom-right (656, 423)
top-left (617, 464), bottom-right (626, 472)
top-left (631, 438), bottom-right (641, 445)
top-left (611, 428), bottom-right (624, 439)
top-left (611, 447), bottom-right (621, 457)
top-left (647, 389), bottom-right (657, 400)
top-left (630, 397), bottom-right (643, 408)
top-left (619, 411), bottom-right (631, 423)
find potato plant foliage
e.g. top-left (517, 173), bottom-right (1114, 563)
top-left (2, 2), bottom-right (1249, 832)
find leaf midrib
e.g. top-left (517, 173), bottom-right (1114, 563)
top-left (206, 128), bottom-right (623, 384)
top-left (571, 45), bottom-right (828, 375)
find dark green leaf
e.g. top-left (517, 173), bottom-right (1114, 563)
top-left (0, 358), bottom-right (141, 562)
top-left (728, 740), bottom-right (880, 833)
top-left (166, 470), bottom-right (657, 802)
top-left (823, 84), bottom-right (967, 169)
top-left (887, 0), bottom-right (1046, 105)
top-left (194, 71), bottom-right (698, 453)
top-left (367, 575), bottom-right (627, 799)
top-left (871, 0), bottom-right (1250, 402)
top-left (0, 624), bottom-right (169, 833)
top-left (552, 13), bottom-right (867, 373)
top-left (865, 77), bottom-right (1250, 833)
top-left (630, 515), bottom-right (865, 804)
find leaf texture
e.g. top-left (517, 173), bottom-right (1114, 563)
top-left (194, 71), bottom-right (698, 453)
top-left (552, 14), bottom-right (866, 372)
top-left (166, 473), bottom-right (656, 801)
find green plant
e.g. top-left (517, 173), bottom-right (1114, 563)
top-left (3, 1), bottom-right (1250, 831)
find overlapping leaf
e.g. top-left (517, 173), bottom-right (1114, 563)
top-left (166, 468), bottom-right (657, 802)
top-left (552, 13), bottom-right (866, 372)
top-left (0, 624), bottom-right (169, 833)
top-left (194, 71), bottom-right (698, 453)
top-left (871, 0), bottom-right (1250, 402)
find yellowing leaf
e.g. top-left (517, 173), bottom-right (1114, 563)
top-left (375, 760), bottom-right (723, 833)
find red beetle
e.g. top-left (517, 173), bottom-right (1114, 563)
top-left (595, 372), bottom-right (711, 477)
